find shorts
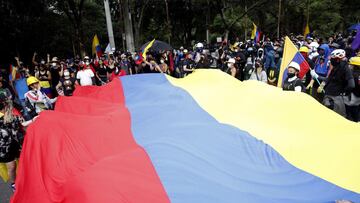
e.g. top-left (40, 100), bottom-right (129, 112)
top-left (0, 142), bottom-right (20, 163)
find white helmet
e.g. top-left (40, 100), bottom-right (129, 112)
top-left (309, 42), bottom-right (319, 51)
top-left (196, 42), bottom-right (204, 48)
top-left (288, 61), bottom-right (300, 71)
top-left (330, 49), bottom-right (346, 59)
top-left (227, 58), bottom-right (236, 64)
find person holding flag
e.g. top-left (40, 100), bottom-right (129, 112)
top-left (282, 62), bottom-right (305, 92)
top-left (311, 49), bottom-right (354, 117)
top-left (277, 36), bottom-right (310, 89)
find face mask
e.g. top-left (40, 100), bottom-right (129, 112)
top-left (160, 60), bottom-right (164, 64)
top-left (330, 58), bottom-right (340, 66)
top-left (227, 63), bottom-right (232, 68)
top-left (85, 62), bottom-right (90, 66)
top-left (52, 63), bottom-right (56, 67)
top-left (255, 63), bottom-right (260, 68)
top-left (64, 71), bottom-right (70, 77)
top-left (288, 73), bottom-right (295, 78)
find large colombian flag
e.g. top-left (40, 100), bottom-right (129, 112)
top-left (11, 70), bottom-right (360, 203)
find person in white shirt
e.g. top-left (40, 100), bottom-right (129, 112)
top-left (76, 56), bottom-right (95, 86)
top-left (76, 68), bottom-right (95, 86)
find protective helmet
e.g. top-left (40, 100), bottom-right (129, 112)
top-left (309, 42), bottom-right (319, 51)
top-left (349, 56), bottom-right (360, 66)
top-left (27, 76), bottom-right (40, 86)
top-left (330, 49), bottom-right (346, 59)
top-left (196, 43), bottom-right (204, 48)
top-left (84, 56), bottom-right (90, 60)
top-left (227, 58), bottom-right (236, 64)
top-left (288, 61), bottom-right (300, 71)
top-left (51, 57), bottom-right (58, 63)
top-left (299, 46), bottom-right (309, 53)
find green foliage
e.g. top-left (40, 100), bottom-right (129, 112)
top-left (0, 0), bottom-right (359, 66)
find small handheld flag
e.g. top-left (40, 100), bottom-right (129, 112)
top-left (251, 23), bottom-right (261, 44)
top-left (92, 35), bottom-right (102, 57)
top-left (142, 39), bottom-right (156, 61)
top-left (304, 23), bottom-right (310, 38)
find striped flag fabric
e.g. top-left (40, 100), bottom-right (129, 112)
top-left (92, 35), bottom-right (102, 57)
top-left (10, 70), bottom-right (360, 203)
top-left (251, 23), bottom-right (261, 44)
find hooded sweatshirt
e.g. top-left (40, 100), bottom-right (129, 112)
top-left (314, 44), bottom-right (330, 76)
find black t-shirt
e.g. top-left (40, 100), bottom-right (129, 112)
top-left (283, 77), bottom-right (305, 92)
top-left (50, 67), bottom-right (60, 87)
top-left (325, 62), bottom-right (354, 96)
top-left (304, 58), bottom-right (315, 86)
top-left (60, 77), bottom-right (76, 96)
top-left (96, 66), bottom-right (108, 77)
top-left (352, 69), bottom-right (360, 97)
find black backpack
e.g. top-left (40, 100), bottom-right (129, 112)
top-left (24, 97), bottom-right (38, 120)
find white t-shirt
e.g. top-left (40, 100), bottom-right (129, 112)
top-left (76, 69), bottom-right (94, 86)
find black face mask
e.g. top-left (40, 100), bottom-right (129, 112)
top-left (255, 63), bottom-right (260, 68)
top-left (330, 58), bottom-right (340, 66)
top-left (288, 73), bottom-right (296, 78)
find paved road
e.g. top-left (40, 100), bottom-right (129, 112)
top-left (0, 179), bottom-right (12, 203)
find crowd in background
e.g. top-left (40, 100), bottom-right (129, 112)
top-left (0, 30), bottom-right (359, 194)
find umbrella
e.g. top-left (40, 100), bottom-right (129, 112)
top-left (348, 23), bottom-right (360, 30)
top-left (140, 40), bottom-right (173, 52)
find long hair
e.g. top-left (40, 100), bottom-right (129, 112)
top-left (3, 100), bottom-right (15, 124)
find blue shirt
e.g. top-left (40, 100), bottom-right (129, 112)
top-left (14, 77), bottom-right (29, 100)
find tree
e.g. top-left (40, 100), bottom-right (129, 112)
top-left (52, 0), bottom-right (87, 56)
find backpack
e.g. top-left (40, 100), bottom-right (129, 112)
top-left (24, 97), bottom-right (38, 120)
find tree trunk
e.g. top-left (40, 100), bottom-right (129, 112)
top-left (165, 0), bottom-right (171, 44)
top-left (123, 0), bottom-right (135, 52)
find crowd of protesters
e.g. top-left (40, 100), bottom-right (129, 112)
top-left (0, 29), bottom-right (359, 194)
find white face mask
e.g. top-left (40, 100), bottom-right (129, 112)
top-left (64, 71), bottom-right (70, 77)
top-left (52, 63), bottom-right (56, 67)
top-left (227, 63), bottom-right (232, 68)
top-left (85, 62), bottom-right (90, 66)
top-left (160, 60), bottom-right (164, 64)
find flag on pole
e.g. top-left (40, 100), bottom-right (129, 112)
top-left (304, 23), bottom-right (310, 38)
top-left (92, 35), bottom-right (102, 57)
top-left (277, 36), bottom-right (310, 87)
top-left (104, 43), bottom-right (112, 54)
top-left (251, 23), bottom-right (261, 44)
top-left (142, 39), bottom-right (156, 61)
